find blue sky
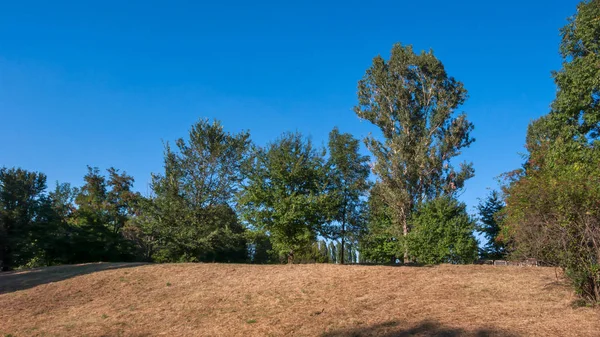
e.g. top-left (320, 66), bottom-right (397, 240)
top-left (0, 0), bottom-right (579, 213)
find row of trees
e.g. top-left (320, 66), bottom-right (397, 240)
top-left (1, 100), bottom-right (481, 270)
top-left (2, 38), bottom-right (486, 270)
top-left (3, 0), bottom-right (596, 306)
top-left (0, 166), bottom-right (140, 270)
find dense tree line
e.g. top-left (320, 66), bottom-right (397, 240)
top-left (0, 113), bottom-right (477, 269)
top-left (1, 0), bottom-right (597, 304)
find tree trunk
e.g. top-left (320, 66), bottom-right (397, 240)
top-left (287, 249), bottom-right (294, 264)
top-left (340, 221), bottom-right (345, 265)
top-left (402, 216), bottom-right (409, 264)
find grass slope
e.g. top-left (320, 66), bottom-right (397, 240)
top-left (1, 263), bottom-right (599, 336)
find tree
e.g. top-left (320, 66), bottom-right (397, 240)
top-left (551, 0), bottom-right (600, 142)
top-left (354, 43), bottom-right (475, 262)
top-left (359, 182), bottom-right (401, 264)
top-left (502, 0), bottom-right (600, 304)
top-left (406, 196), bottom-right (478, 265)
top-left (326, 127), bottom-right (370, 264)
top-left (476, 190), bottom-right (506, 259)
top-left (137, 119), bottom-right (251, 262)
top-left (0, 168), bottom-right (54, 270)
top-left (239, 132), bottom-right (330, 263)
top-left (71, 166), bottom-right (139, 262)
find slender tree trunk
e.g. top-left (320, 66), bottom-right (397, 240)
top-left (287, 249), bottom-right (294, 264)
top-left (402, 215), bottom-right (409, 264)
top-left (340, 221), bottom-right (345, 265)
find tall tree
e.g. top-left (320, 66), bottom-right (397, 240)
top-left (354, 43), bottom-right (475, 262)
top-left (327, 127), bottom-right (370, 264)
top-left (551, 0), bottom-right (600, 142)
top-left (137, 119), bottom-right (251, 262)
top-left (502, 0), bottom-right (600, 304)
top-left (476, 190), bottom-right (506, 259)
top-left (239, 132), bottom-right (329, 263)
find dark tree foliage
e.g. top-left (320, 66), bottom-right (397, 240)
top-left (0, 168), bottom-right (54, 270)
top-left (476, 190), bottom-right (506, 259)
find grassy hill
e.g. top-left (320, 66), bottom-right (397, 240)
top-left (1, 263), bottom-right (598, 336)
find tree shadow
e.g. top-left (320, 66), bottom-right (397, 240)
top-left (0, 262), bottom-right (147, 294)
top-left (322, 320), bottom-right (519, 337)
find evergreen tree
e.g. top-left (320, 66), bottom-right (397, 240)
top-left (476, 190), bottom-right (505, 259)
top-left (0, 168), bottom-right (52, 270)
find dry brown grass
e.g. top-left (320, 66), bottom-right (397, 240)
top-left (1, 263), bottom-right (598, 336)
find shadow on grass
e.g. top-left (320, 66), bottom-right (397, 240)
top-left (322, 320), bottom-right (518, 337)
top-left (0, 262), bottom-right (147, 294)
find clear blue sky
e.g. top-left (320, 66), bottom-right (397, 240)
top-left (0, 0), bottom-right (579, 213)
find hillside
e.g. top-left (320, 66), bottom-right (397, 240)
top-left (1, 263), bottom-right (598, 336)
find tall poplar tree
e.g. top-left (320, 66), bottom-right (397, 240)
top-left (354, 43), bottom-right (475, 262)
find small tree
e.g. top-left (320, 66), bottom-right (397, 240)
top-left (239, 132), bottom-right (329, 263)
top-left (359, 182), bottom-right (401, 264)
top-left (406, 196), bottom-right (478, 265)
top-left (477, 190), bottom-right (506, 259)
top-left (354, 43), bottom-right (475, 262)
top-left (71, 166), bottom-right (139, 262)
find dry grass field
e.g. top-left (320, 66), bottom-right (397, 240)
top-left (1, 263), bottom-right (599, 336)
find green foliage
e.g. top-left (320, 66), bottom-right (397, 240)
top-left (354, 43), bottom-right (475, 262)
top-left (503, 0), bottom-right (600, 304)
top-left (0, 168), bottom-right (57, 270)
top-left (246, 230), bottom-right (277, 263)
top-left (406, 196), bottom-right (478, 265)
top-left (476, 190), bottom-right (506, 259)
top-left (294, 240), bottom-right (331, 263)
top-left (551, 0), bottom-right (600, 141)
top-left (359, 183), bottom-right (402, 264)
top-left (503, 141), bottom-right (600, 302)
top-left (69, 166), bottom-right (139, 262)
top-left (131, 119), bottom-right (251, 263)
top-left (238, 132), bottom-right (330, 263)
top-left (326, 127), bottom-right (370, 264)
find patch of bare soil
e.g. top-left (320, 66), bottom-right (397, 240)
top-left (1, 263), bottom-right (598, 336)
